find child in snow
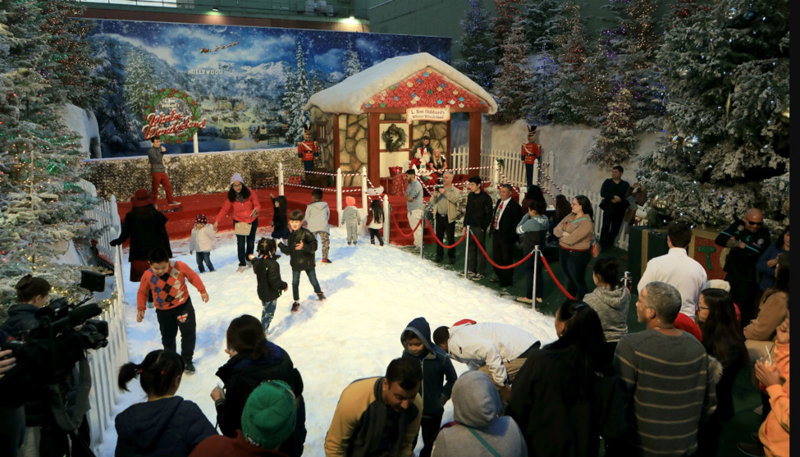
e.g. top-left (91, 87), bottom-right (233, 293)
top-left (137, 247), bottom-right (209, 373)
top-left (248, 238), bottom-right (288, 334)
top-left (115, 349), bottom-right (217, 457)
top-left (400, 317), bottom-right (458, 457)
top-left (270, 193), bottom-right (290, 242)
top-left (342, 196), bottom-right (361, 245)
top-left (189, 213), bottom-right (216, 273)
top-left (279, 209), bottom-right (326, 312)
top-left (304, 188), bottom-right (331, 263)
top-left (367, 198), bottom-right (385, 246)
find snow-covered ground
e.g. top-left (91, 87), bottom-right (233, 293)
top-left (96, 226), bottom-right (558, 456)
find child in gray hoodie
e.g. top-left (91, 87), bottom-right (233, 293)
top-left (581, 257), bottom-right (630, 370)
top-left (304, 188), bottom-right (331, 263)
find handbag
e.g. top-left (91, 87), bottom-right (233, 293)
top-left (591, 238), bottom-right (600, 258)
top-left (234, 221), bottom-right (252, 235)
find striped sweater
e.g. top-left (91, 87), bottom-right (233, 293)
top-left (614, 329), bottom-right (716, 457)
top-left (137, 261), bottom-right (207, 311)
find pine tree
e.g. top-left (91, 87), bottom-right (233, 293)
top-left (522, 0), bottom-right (564, 53)
top-left (588, 87), bottom-right (637, 166)
top-left (281, 40), bottom-right (311, 144)
top-left (123, 52), bottom-right (158, 121)
top-left (548, 1), bottom-right (593, 124)
top-left (489, 18), bottom-right (533, 124)
top-left (0, 0), bottom-right (101, 304)
top-left (492, 0), bottom-right (525, 63)
top-left (637, 0), bottom-right (789, 228)
top-left (343, 40), bottom-right (362, 78)
top-left (454, 0), bottom-right (496, 90)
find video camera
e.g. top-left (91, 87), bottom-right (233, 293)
top-left (433, 177), bottom-right (444, 192)
top-left (1, 270), bottom-right (110, 396)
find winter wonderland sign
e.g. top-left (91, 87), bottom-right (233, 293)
top-left (406, 106), bottom-right (450, 123)
top-left (142, 88), bottom-right (207, 143)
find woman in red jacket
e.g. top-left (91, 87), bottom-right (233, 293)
top-left (215, 173), bottom-right (261, 272)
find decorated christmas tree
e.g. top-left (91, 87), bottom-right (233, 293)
top-left (281, 40), bottom-right (311, 144)
top-left (0, 0), bottom-right (103, 306)
top-left (588, 87), bottom-right (637, 166)
top-left (488, 18), bottom-right (533, 124)
top-left (637, 0), bottom-right (789, 228)
top-left (454, 0), bottom-right (496, 90)
top-left (492, 0), bottom-right (525, 64)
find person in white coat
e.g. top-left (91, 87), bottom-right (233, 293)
top-left (433, 320), bottom-right (540, 401)
top-left (189, 214), bottom-right (217, 273)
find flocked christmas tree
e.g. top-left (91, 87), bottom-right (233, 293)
top-left (523, 0), bottom-right (565, 125)
top-left (454, 0), bottom-right (496, 90)
top-left (637, 0), bottom-right (789, 228)
top-left (588, 87), bottom-right (637, 166)
top-left (492, 0), bottom-right (525, 65)
top-left (343, 40), bottom-right (363, 79)
top-left (488, 18), bottom-right (533, 124)
top-left (548, 1), bottom-right (594, 125)
top-left (281, 40), bottom-right (311, 144)
top-left (522, 0), bottom-right (564, 53)
top-left (0, 0), bottom-right (103, 306)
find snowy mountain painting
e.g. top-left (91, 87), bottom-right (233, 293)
top-left (87, 20), bottom-right (450, 157)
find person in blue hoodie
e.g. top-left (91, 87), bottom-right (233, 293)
top-left (400, 317), bottom-right (458, 457)
top-left (115, 349), bottom-right (217, 457)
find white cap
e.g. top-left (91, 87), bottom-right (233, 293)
top-left (231, 172), bottom-right (244, 184)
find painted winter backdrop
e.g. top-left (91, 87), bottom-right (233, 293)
top-left (88, 20), bottom-right (450, 156)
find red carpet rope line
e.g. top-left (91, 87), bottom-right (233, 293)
top-left (423, 219), bottom-right (467, 248)
top-left (468, 231), bottom-right (534, 270)
top-left (283, 182), bottom-right (337, 192)
top-left (390, 214), bottom-right (423, 238)
top-left (538, 253), bottom-right (577, 300)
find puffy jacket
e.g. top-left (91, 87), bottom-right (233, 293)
top-left (251, 255), bottom-right (287, 302)
top-left (401, 317), bottom-right (457, 415)
top-left (279, 227), bottom-right (318, 271)
top-left (114, 396), bottom-right (216, 457)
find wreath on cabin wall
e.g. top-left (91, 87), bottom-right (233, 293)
top-left (381, 123), bottom-right (407, 152)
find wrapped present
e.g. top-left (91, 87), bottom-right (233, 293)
top-left (389, 166), bottom-right (403, 177)
top-left (389, 174), bottom-right (408, 196)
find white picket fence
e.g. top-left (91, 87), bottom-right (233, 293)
top-left (83, 195), bottom-right (130, 450)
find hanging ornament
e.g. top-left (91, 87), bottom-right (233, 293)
top-left (726, 7), bottom-right (738, 19)
top-left (676, 67), bottom-right (688, 77)
top-left (671, 135), bottom-right (681, 146)
top-left (743, 11), bottom-right (755, 20)
top-left (683, 135), bottom-right (698, 148)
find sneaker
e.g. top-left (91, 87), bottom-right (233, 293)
top-left (470, 273), bottom-right (485, 281)
top-left (535, 297), bottom-right (543, 303)
top-left (316, 292), bottom-right (326, 301)
top-left (291, 302), bottom-right (300, 313)
top-left (184, 360), bottom-right (196, 374)
top-left (516, 296), bottom-right (533, 304)
top-left (321, 258), bottom-right (332, 264)
top-left (371, 239), bottom-right (375, 245)
top-left (236, 265), bottom-right (247, 272)
top-left (168, 201), bottom-right (181, 206)
top-left (347, 241), bottom-right (351, 245)
top-left (379, 241), bottom-right (384, 246)
top-left (736, 442), bottom-right (765, 457)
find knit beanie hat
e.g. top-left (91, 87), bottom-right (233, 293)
top-left (231, 172), bottom-right (244, 185)
top-left (195, 214), bottom-right (207, 224)
top-left (345, 196), bottom-right (356, 206)
top-left (242, 380), bottom-right (297, 449)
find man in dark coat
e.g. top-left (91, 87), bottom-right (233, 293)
top-left (599, 166), bottom-right (630, 251)
top-left (490, 184), bottom-right (523, 288)
top-left (463, 176), bottom-right (494, 280)
top-left (110, 189), bottom-right (172, 281)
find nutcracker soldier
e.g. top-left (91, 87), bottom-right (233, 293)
top-left (521, 125), bottom-right (542, 193)
top-left (298, 127), bottom-right (319, 183)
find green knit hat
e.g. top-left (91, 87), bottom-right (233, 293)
top-left (242, 380), bottom-right (297, 449)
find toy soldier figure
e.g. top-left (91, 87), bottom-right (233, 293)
top-left (521, 126), bottom-right (542, 193)
top-left (298, 127), bottom-right (319, 183)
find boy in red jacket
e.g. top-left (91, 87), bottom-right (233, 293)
top-left (137, 247), bottom-right (209, 373)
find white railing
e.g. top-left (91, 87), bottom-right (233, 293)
top-left (84, 197), bottom-right (129, 450)
top-left (560, 185), bottom-right (630, 251)
top-left (449, 147), bottom-right (543, 192)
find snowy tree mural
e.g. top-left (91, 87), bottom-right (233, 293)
top-left (87, 20), bottom-right (450, 157)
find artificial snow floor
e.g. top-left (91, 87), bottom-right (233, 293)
top-left (96, 226), bottom-right (558, 456)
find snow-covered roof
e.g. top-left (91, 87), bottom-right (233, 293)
top-left (305, 52), bottom-right (497, 115)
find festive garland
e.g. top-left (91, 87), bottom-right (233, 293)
top-left (144, 88), bottom-right (203, 144)
top-left (381, 123), bottom-right (407, 152)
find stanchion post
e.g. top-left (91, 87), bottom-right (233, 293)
top-left (193, 132), bottom-right (199, 153)
top-left (532, 245), bottom-right (540, 309)
top-left (278, 162), bottom-right (285, 196)
top-left (463, 226), bottom-right (470, 278)
top-left (361, 166), bottom-right (368, 211)
top-left (383, 194), bottom-right (390, 244)
top-left (419, 209), bottom-right (424, 258)
top-left (336, 167), bottom-right (343, 227)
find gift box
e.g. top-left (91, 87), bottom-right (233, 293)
top-left (389, 174), bottom-right (408, 196)
top-left (389, 166), bottom-right (403, 177)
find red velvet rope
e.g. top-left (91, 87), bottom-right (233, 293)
top-left (538, 253), bottom-right (577, 300)
top-left (468, 231), bottom-right (534, 270)
top-left (391, 215), bottom-right (423, 239)
top-left (423, 219), bottom-right (467, 248)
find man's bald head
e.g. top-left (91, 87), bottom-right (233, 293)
top-left (744, 208), bottom-right (764, 233)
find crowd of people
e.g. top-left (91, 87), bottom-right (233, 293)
top-left (0, 149), bottom-right (790, 457)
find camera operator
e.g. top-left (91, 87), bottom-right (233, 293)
top-left (1, 331), bottom-right (25, 457)
top-left (432, 171), bottom-right (460, 264)
top-left (1, 275), bottom-right (93, 457)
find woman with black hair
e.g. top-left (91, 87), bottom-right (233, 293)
top-left (696, 288), bottom-right (748, 457)
top-left (507, 301), bottom-right (614, 457)
top-left (210, 315), bottom-right (306, 457)
top-left (214, 173), bottom-right (261, 272)
top-left (115, 349), bottom-right (216, 457)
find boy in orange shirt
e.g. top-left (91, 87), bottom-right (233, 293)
top-left (137, 247), bottom-right (209, 373)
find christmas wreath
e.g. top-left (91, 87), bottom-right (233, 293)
top-left (381, 123), bottom-right (407, 152)
top-left (144, 88), bottom-right (203, 144)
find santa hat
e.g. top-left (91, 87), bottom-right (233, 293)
top-left (345, 196), bottom-right (356, 206)
top-left (131, 189), bottom-right (152, 207)
top-left (230, 172), bottom-right (244, 184)
top-left (195, 214), bottom-right (208, 224)
top-left (452, 319), bottom-right (476, 327)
